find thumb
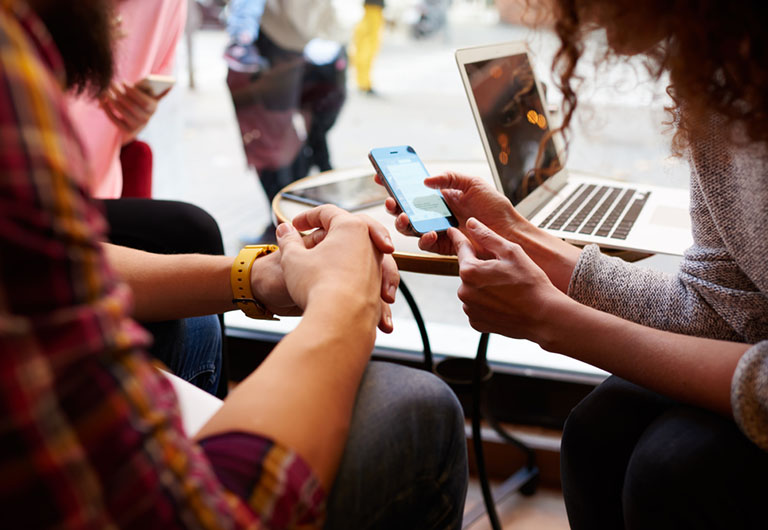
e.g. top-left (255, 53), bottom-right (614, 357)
top-left (447, 227), bottom-right (478, 268)
top-left (276, 222), bottom-right (306, 255)
top-left (464, 217), bottom-right (509, 259)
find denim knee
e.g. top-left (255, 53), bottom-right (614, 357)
top-left (174, 315), bottom-right (223, 395)
top-left (324, 362), bottom-right (467, 530)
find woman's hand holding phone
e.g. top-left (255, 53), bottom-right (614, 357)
top-left (375, 170), bottom-right (521, 255)
top-left (100, 78), bottom-right (171, 144)
top-left (378, 170), bottom-right (585, 292)
top-left (368, 146), bottom-right (458, 236)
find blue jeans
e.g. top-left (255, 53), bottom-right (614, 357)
top-left (325, 362), bottom-right (468, 529)
top-left (227, 0), bottom-right (267, 43)
top-left (144, 315), bottom-right (223, 395)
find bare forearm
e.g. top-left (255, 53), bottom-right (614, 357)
top-left (540, 297), bottom-right (749, 415)
top-left (195, 299), bottom-right (378, 489)
top-left (102, 243), bottom-right (234, 321)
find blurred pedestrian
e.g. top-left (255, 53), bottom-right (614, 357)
top-left (223, 0), bottom-right (269, 73)
top-left (353, 0), bottom-right (384, 94)
top-left (226, 0), bottom-right (347, 242)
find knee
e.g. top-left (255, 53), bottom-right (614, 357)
top-left (181, 315), bottom-right (223, 394)
top-left (561, 377), bottom-right (643, 493)
top-left (341, 363), bottom-right (468, 527)
top-left (364, 362), bottom-right (464, 434)
top-left (561, 391), bottom-right (597, 452)
top-left (622, 410), bottom-right (733, 527)
top-left (163, 200), bottom-right (224, 255)
top-left (353, 362), bottom-right (466, 475)
top-left (561, 380), bottom-right (614, 463)
top-left (562, 376), bottom-right (644, 453)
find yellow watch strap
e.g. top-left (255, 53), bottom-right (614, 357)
top-left (231, 244), bottom-right (279, 320)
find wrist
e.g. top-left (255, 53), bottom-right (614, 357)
top-left (233, 244), bottom-right (279, 320)
top-left (121, 132), bottom-right (138, 146)
top-left (308, 285), bottom-right (380, 327)
top-left (248, 250), bottom-right (280, 304)
top-left (533, 294), bottom-right (589, 353)
top-left (514, 222), bottom-right (582, 293)
top-left (304, 288), bottom-right (380, 348)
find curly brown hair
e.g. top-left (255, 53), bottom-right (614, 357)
top-left (547, 0), bottom-right (768, 153)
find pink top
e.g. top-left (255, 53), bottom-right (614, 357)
top-left (66, 0), bottom-right (187, 199)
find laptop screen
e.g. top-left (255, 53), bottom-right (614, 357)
top-left (462, 53), bottom-right (562, 204)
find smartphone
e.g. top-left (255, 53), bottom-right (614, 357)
top-left (138, 74), bottom-right (175, 97)
top-left (368, 145), bottom-right (458, 234)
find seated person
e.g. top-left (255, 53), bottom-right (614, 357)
top-left (382, 1), bottom-right (768, 527)
top-left (0, 1), bottom-right (468, 528)
top-left (67, 0), bottom-right (224, 394)
top-left (102, 197), bottom-right (227, 395)
top-left (66, 0), bottom-right (185, 199)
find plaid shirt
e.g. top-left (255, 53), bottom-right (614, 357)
top-left (0, 2), bottom-right (323, 527)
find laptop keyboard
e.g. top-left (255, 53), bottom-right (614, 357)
top-left (538, 184), bottom-right (651, 240)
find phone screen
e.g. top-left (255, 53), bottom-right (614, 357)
top-left (369, 146), bottom-right (457, 234)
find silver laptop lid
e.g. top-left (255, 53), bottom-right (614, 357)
top-left (455, 42), bottom-right (568, 218)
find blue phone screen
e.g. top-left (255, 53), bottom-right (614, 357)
top-left (372, 147), bottom-right (454, 232)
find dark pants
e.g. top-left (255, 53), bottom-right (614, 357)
top-left (227, 32), bottom-right (347, 203)
top-left (101, 198), bottom-right (228, 397)
top-left (102, 198), bottom-right (224, 255)
top-left (561, 376), bottom-right (768, 529)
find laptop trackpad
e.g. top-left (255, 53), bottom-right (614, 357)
top-left (649, 205), bottom-right (688, 227)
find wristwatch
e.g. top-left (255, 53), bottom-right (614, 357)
top-left (231, 244), bottom-right (279, 320)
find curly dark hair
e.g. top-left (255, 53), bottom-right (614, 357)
top-left (547, 0), bottom-right (768, 154)
top-left (28, 0), bottom-right (115, 96)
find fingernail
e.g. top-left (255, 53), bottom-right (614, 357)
top-left (276, 223), bottom-right (292, 237)
top-left (385, 312), bottom-right (392, 328)
top-left (466, 217), bottom-right (478, 229)
top-left (385, 235), bottom-right (393, 248)
top-left (387, 282), bottom-right (397, 300)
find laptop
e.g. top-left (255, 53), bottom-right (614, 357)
top-left (455, 42), bottom-right (692, 256)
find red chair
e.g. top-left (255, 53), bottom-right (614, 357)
top-left (119, 140), bottom-right (153, 198)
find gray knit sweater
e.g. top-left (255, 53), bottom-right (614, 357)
top-left (567, 126), bottom-right (768, 452)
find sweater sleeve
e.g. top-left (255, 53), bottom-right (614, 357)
top-left (732, 341), bottom-right (768, 451)
top-left (568, 244), bottom-right (768, 342)
top-left (571, 246), bottom-right (768, 451)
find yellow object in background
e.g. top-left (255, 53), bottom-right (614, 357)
top-left (353, 4), bottom-right (384, 92)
